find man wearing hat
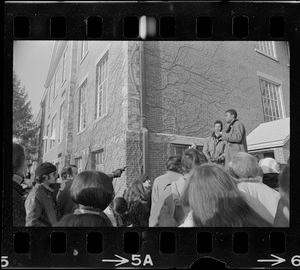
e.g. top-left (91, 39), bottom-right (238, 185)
top-left (25, 162), bottom-right (58, 226)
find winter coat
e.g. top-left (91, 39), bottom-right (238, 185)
top-left (222, 119), bottom-right (248, 169)
top-left (149, 173), bottom-right (191, 227)
top-left (237, 178), bottom-right (280, 220)
top-left (25, 183), bottom-right (57, 227)
top-left (203, 132), bottom-right (226, 164)
top-left (151, 171), bottom-right (182, 218)
top-left (13, 175), bottom-right (26, 226)
top-left (56, 180), bottom-right (77, 221)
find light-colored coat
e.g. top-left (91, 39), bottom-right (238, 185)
top-left (222, 120), bottom-right (248, 169)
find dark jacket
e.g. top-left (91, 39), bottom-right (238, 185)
top-left (222, 119), bottom-right (248, 169)
top-left (263, 173), bottom-right (279, 190)
top-left (56, 180), bottom-right (77, 221)
top-left (13, 179), bottom-right (26, 226)
top-left (25, 183), bottom-right (57, 227)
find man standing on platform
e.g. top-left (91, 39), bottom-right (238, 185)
top-left (221, 109), bottom-right (248, 170)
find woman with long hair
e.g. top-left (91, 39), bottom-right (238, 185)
top-left (123, 180), bottom-right (150, 227)
top-left (181, 163), bottom-right (271, 227)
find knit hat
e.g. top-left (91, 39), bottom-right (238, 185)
top-left (35, 162), bottom-right (57, 177)
top-left (259, 158), bottom-right (280, 174)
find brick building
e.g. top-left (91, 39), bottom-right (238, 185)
top-left (40, 41), bottom-right (290, 195)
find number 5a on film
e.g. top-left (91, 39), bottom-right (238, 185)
top-left (102, 254), bottom-right (153, 267)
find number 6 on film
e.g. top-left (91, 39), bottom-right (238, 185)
top-left (291, 255), bottom-right (300, 267)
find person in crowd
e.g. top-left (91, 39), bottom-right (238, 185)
top-left (13, 143), bottom-right (27, 226)
top-left (57, 171), bottom-right (114, 227)
top-left (258, 157), bottom-right (280, 190)
top-left (56, 166), bottom-right (77, 221)
top-left (228, 152), bottom-right (280, 222)
top-left (220, 109), bottom-right (248, 169)
top-left (179, 163), bottom-right (271, 227)
top-left (149, 148), bottom-right (207, 227)
top-left (274, 161), bottom-right (290, 227)
top-left (136, 174), bottom-right (152, 207)
top-left (56, 166), bottom-right (124, 222)
top-left (151, 156), bottom-right (183, 217)
top-left (104, 197), bottom-right (128, 227)
top-left (25, 162), bottom-right (59, 226)
top-left (123, 180), bottom-right (150, 227)
top-left (56, 212), bottom-right (112, 227)
top-left (203, 120), bottom-right (226, 165)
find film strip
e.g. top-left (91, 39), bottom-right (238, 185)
top-left (3, 1), bottom-right (300, 269)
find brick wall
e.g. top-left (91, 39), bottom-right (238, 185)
top-left (144, 41), bottom-right (289, 138)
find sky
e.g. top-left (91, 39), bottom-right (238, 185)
top-left (13, 41), bottom-right (55, 118)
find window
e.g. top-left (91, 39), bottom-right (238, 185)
top-left (54, 65), bottom-right (61, 99)
top-left (58, 102), bottom-right (64, 143)
top-left (263, 151), bottom-right (275, 159)
top-left (171, 144), bottom-right (189, 157)
top-left (255, 41), bottom-right (277, 59)
top-left (62, 48), bottom-right (67, 84)
top-left (75, 157), bottom-right (83, 173)
top-left (50, 114), bottom-right (56, 149)
top-left (80, 41), bottom-right (88, 61)
top-left (78, 79), bottom-right (87, 132)
top-left (48, 85), bottom-right (52, 111)
top-left (92, 149), bottom-right (104, 171)
top-left (95, 53), bottom-right (108, 119)
top-left (259, 78), bottom-right (284, 122)
top-left (52, 74), bottom-right (56, 101)
top-left (45, 124), bottom-right (50, 153)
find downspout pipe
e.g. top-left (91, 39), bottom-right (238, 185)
top-left (139, 41), bottom-right (149, 175)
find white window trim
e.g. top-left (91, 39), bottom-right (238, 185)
top-left (57, 100), bottom-right (65, 145)
top-left (254, 41), bottom-right (278, 61)
top-left (80, 41), bottom-right (89, 64)
top-left (50, 112), bottom-right (57, 149)
top-left (61, 46), bottom-right (68, 87)
top-left (77, 74), bottom-right (88, 133)
top-left (257, 71), bottom-right (286, 120)
top-left (94, 50), bottom-right (109, 122)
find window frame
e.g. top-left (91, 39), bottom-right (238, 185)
top-left (58, 101), bottom-right (65, 144)
top-left (80, 41), bottom-right (89, 63)
top-left (61, 47), bottom-right (67, 86)
top-left (78, 77), bottom-right (88, 133)
top-left (75, 157), bottom-right (83, 173)
top-left (50, 113), bottom-right (57, 149)
top-left (254, 41), bottom-right (278, 61)
top-left (95, 52), bottom-right (109, 121)
top-left (257, 72), bottom-right (286, 122)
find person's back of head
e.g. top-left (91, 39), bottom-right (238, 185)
top-left (259, 157), bottom-right (280, 175)
top-left (112, 197), bottom-right (128, 215)
top-left (56, 213), bottom-right (112, 227)
top-left (181, 148), bottom-right (208, 173)
top-left (70, 171), bottom-right (114, 210)
top-left (13, 143), bottom-right (26, 175)
top-left (166, 156), bottom-right (182, 174)
top-left (188, 163), bottom-right (270, 227)
top-left (229, 152), bottom-right (261, 180)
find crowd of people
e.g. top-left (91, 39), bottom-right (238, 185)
top-left (12, 109), bottom-right (290, 227)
